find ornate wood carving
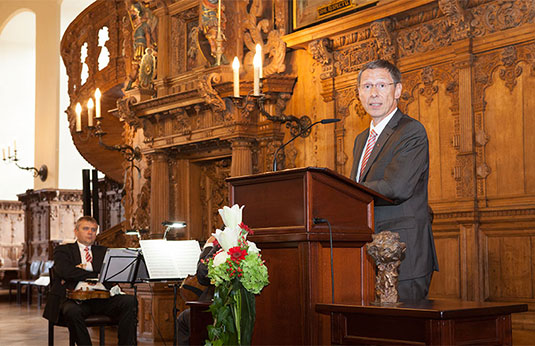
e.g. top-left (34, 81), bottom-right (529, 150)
top-left (197, 72), bottom-right (226, 113)
top-left (370, 18), bottom-right (396, 61)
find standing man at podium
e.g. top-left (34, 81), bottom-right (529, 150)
top-left (350, 59), bottom-right (439, 301)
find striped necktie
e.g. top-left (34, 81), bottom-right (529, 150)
top-left (84, 246), bottom-right (92, 263)
top-left (359, 129), bottom-right (378, 181)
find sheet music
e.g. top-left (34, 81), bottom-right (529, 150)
top-left (139, 239), bottom-right (201, 280)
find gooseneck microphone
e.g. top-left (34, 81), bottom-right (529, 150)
top-left (272, 118), bottom-right (340, 171)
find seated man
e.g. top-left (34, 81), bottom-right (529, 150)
top-left (177, 235), bottom-right (219, 345)
top-left (43, 216), bottom-right (137, 345)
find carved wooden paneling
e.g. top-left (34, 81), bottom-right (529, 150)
top-left (0, 201), bottom-right (24, 268)
top-left (428, 230), bottom-right (462, 299)
top-left (483, 229), bottom-right (535, 300)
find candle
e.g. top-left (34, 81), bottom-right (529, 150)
top-left (217, 0), bottom-right (221, 38)
top-left (75, 103), bottom-right (82, 132)
top-left (13, 140), bottom-right (16, 151)
top-left (232, 57), bottom-right (240, 98)
top-left (87, 98), bottom-right (94, 127)
top-left (8, 146), bottom-right (11, 158)
top-left (2, 148), bottom-right (5, 160)
top-left (253, 52), bottom-right (260, 96)
top-left (95, 88), bottom-right (102, 119)
top-left (256, 44), bottom-right (262, 79)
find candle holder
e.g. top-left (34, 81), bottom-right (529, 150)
top-left (229, 91), bottom-right (312, 138)
top-left (3, 148), bottom-right (48, 181)
top-left (93, 120), bottom-right (142, 163)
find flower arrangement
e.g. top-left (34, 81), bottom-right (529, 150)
top-left (206, 204), bottom-right (269, 345)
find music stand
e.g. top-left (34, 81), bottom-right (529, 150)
top-left (100, 248), bottom-right (148, 284)
top-left (99, 248), bottom-right (147, 346)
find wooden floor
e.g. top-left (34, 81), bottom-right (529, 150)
top-left (0, 289), bottom-right (167, 346)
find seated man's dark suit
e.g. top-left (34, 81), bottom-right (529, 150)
top-left (177, 243), bottom-right (219, 345)
top-left (350, 109), bottom-right (439, 300)
top-left (43, 242), bottom-right (137, 345)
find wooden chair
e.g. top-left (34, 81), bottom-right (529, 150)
top-left (48, 315), bottom-right (118, 346)
top-left (46, 268), bottom-right (119, 346)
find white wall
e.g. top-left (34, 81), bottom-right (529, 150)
top-left (0, 0), bottom-right (96, 201)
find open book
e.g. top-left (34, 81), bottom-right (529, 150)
top-left (139, 239), bottom-right (201, 280)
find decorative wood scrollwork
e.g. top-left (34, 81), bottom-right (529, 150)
top-left (370, 19), bottom-right (396, 61)
top-left (117, 96), bottom-right (140, 128)
top-left (308, 38), bottom-right (334, 80)
top-left (419, 66), bottom-right (439, 105)
top-left (438, 0), bottom-right (470, 41)
top-left (197, 72), bottom-right (226, 113)
top-left (471, 0), bottom-right (535, 38)
top-left (499, 46), bottom-right (523, 92)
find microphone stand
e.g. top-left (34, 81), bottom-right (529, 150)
top-left (272, 118), bottom-right (340, 171)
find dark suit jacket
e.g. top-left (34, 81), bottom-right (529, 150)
top-left (43, 242), bottom-right (109, 323)
top-left (350, 109), bottom-right (439, 281)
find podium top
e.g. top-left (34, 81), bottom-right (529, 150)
top-left (227, 167), bottom-right (392, 241)
top-left (227, 167), bottom-right (392, 205)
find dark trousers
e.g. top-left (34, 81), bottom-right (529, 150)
top-left (398, 272), bottom-right (433, 302)
top-left (177, 308), bottom-right (190, 345)
top-left (61, 295), bottom-right (137, 346)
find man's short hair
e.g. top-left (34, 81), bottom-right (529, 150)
top-left (358, 59), bottom-right (402, 85)
top-left (75, 216), bottom-right (98, 230)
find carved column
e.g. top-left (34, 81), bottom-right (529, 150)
top-left (149, 151), bottom-right (170, 238)
top-left (154, 6), bottom-right (169, 96)
top-left (230, 138), bottom-right (254, 177)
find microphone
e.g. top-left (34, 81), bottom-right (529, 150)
top-left (272, 118), bottom-right (340, 171)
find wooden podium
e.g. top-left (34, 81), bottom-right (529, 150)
top-left (228, 167), bottom-right (390, 345)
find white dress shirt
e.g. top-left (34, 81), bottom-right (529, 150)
top-left (356, 108), bottom-right (398, 182)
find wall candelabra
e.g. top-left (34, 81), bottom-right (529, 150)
top-left (2, 144), bottom-right (48, 181)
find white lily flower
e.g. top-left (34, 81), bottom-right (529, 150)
top-left (247, 241), bottom-right (260, 254)
top-left (213, 226), bottom-right (241, 252)
top-left (218, 204), bottom-right (244, 230)
top-left (213, 250), bottom-right (230, 266)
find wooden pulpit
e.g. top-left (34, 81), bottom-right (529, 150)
top-left (228, 167), bottom-right (391, 345)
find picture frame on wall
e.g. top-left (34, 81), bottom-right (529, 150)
top-left (292, 0), bottom-right (379, 31)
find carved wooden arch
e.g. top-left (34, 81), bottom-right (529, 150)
top-left (473, 44), bottom-right (535, 112)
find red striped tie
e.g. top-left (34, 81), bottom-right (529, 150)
top-left (84, 247), bottom-right (92, 263)
top-left (359, 129), bottom-right (378, 181)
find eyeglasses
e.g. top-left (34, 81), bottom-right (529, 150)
top-left (359, 82), bottom-right (396, 92)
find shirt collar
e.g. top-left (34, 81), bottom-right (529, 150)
top-left (369, 108), bottom-right (397, 137)
top-left (77, 241), bottom-right (91, 252)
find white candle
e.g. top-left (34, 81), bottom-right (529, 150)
top-left (87, 98), bottom-right (94, 127)
top-left (8, 146), bottom-right (11, 158)
top-left (232, 57), bottom-right (240, 98)
top-left (13, 140), bottom-right (16, 151)
top-left (253, 52), bottom-right (260, 96)
top-left (95, 88), bottom-right (102, 119)
top-left (3, 148), bottom-right (5, 160)
top-left (217, 0), bottom-right (221, 38)
top-left (256, 44), bottom-right (262, 79)
top-left (75, 103), bottom-right (82, 132)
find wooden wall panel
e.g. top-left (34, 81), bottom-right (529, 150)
top-left (484, 68), bottom-right (526, 197)
top-left (522, 67), bottom-right (535, 194)
top-left (285, 50), bottom-right (337, 170)
top-left (429, 231), bottom-right (461, 299)
top-left (483, 230), bottom-right (534, 300)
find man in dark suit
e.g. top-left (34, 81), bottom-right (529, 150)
top-left (177, 235), bottom-right (218, 345)
top-left (349, 59), bottom-right (439, 301)
top-left (43, 216), bottom-right (137, 345)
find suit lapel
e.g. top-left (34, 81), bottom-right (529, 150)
top-left (72, 242), bottom-right (82, 264)
top-left (360, 110), bottom-right (404, 182)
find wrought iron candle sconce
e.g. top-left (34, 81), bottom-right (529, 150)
top-left (2, 147), bottom-right (48, 181)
